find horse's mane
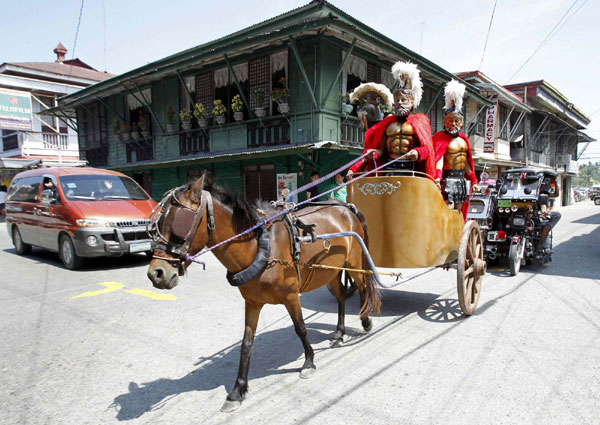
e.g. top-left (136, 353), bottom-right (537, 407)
top-left (200, 174), bottom-right (275, 234)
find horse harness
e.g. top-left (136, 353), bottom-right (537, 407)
top-left (148, 186), bottom-right (215, 274)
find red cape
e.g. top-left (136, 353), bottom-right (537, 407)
top-left (432, 131), bottom-right (477, 220)
top-left (349, 113), bottom-right (435, 177)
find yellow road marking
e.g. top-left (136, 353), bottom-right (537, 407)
top-left (125, 288), bottom-right (177, 301)
top-left (72, 281), bottom-right (124, 298)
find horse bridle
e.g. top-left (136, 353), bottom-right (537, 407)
top-left (147, 185), bottom-right (215, 274)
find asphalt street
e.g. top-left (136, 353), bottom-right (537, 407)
top-left (0, 202), bottom-right (599, 425)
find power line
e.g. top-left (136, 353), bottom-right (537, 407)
top-left (478, 0), bottom-right (498, 71)
top-left (102, 0), bottom-right (107, 72)
top-left (506, 0), bottom-right (586, 83)
top-left (72, 0), bottom-right (85, 59)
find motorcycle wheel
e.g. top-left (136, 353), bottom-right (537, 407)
top-left (508, 240), bottom-right (524, 276)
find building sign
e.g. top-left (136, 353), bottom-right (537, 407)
top-left (0, 88), bottom-right (33, 131)
top-left (484, 103), bottom-right (496, 154)
top-left (277, 173), bottom-right (298, 203)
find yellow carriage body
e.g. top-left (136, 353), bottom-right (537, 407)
top-left (347, 175), bottom-right (465, 268)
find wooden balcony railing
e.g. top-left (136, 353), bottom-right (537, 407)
top-left (179, 131), bottom-right (209, 156)
top-left (340, 117), bottom-right (365, 148)
top-left (126, 139), bottom-right (154, 163)
top-left (247, 118), bottom-right (290, 148)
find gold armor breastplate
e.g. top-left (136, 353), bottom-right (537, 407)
top-left (385, 121), bottom-right (415, 158)
top-left (443, 137), bottom-right (468, 170)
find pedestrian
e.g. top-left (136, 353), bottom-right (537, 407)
top-left (329, 173), bottom-right (347, 202)
top-left (0, 184), bottom-right (7, 218)
top-left (306, 171), bottom-right (320, 201)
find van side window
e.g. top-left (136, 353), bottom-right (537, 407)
top-left (7, 176), bottom-right (42, 202)
top-left (41, 177), bottom-right (60, 205)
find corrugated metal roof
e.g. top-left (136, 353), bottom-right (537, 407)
top-left (108, 141), bottom-right (340, 171)
top-left (2, 62), bottom-right (114, 82)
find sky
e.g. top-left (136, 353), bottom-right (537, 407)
top-left (2, 0), bottom-right (599, 162)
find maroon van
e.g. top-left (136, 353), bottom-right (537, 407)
top-left (5, 167), bottom-right (157, 269)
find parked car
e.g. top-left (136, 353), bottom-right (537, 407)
top-left (5, 167), bottom-right (157, 269)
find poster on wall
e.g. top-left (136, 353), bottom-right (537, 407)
top-left (0, 88), bottom-right (33, 131)
top-left (484, 103), bottom-right (497, 154)
top-left (277, 173), bottom-right (298, 203)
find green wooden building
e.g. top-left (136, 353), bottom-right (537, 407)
top-left (53, 0), bottom-right (489, 202)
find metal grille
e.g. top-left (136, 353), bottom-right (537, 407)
top-left (367, 63), bottom-right (381, 84)
top-left (195, 72), bottom-right (214, 116)
top-left (249, 56), bottom-right (270, 109)
top-left (115, 219), bottom-right (153, 227)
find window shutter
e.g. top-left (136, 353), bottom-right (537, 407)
top-left (195, 72), bottom-right (214, 115)
top-left (249, 56), bottom-right (270, 109)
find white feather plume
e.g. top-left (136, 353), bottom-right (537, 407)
top-left (349, 82), bottom-right (394, 110)
top-left (391, 61), bottom-right (423, 107)
top-left (444, 79), bottom-right (466, 114)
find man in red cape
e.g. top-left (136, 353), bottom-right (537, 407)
top-left (347, 62), bottom-right (435, 178)
top-left (348, 114), bottom-right (435, 176)
top-left (433, 80), bottom-right (477, 220)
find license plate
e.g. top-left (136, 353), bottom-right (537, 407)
top-left (498, 200), bottom-right (512, 208)
top-left (130, 241), bottom-right (152, 253)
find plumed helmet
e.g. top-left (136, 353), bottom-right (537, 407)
top-left (443, 79), bottom-right (466, 116)
top-left (391, 61), bottom-right (423, 108)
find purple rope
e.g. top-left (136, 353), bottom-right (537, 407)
top-left (186, 151), bottom-right (413, 263)
top-left (291, 150), bottom-right (372, 199)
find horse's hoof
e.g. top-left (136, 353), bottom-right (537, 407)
top-left (220, 399), bottom-right (242, 412)
top-left (330, 338), bottom-right (344, 348)
top-left (362, 318), bottom-right (373, 332)
top-left (299, 367), bottom-right (316, 379)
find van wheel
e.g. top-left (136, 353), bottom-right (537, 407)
top-left (13, 227), bottom-right (32, 255)
top-left (60, 235), bottom-right (84, 270)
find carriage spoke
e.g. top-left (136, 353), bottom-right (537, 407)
top-left (466, 277), bottom-right (474, 302)
top-left (463, 265), bottom-right (474, 278)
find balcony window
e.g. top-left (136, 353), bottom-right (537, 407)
top-left (1, 129), bottom-right (18, 151)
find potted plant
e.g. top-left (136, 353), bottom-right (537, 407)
top-left (138, 114), bottom-right (151, 138)
top-left (131, 122), bottom-right (140, 140)
top-left (231, 94), bottom-right (244, 122)
top-left (166, 106), bottom-right (176, 133)
top-left (180, 108), bottom-right (193, 130)
top-left (213, 99), bottom-right (227, 125)
top-left (251, 88), bottom-right (266, 117)
top-left (112, 118), bottom-right (122, 141)
top-left (340, 93), bottom-right (353, 114)
top-left (193, 103), bottom-right (208, 128)
top-left (270, 77), bottom-right (290, 114)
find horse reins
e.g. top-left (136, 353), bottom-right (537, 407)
top-left (147, 186), bottom-right (215, 273)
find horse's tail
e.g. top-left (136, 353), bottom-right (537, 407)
top-left (354, 208), bottom-right (382, 319)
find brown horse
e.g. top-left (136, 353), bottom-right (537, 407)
top-left (147, 174), bottom-right (381, 412)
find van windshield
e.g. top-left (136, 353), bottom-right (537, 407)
top-left (59, 175), bottom-right (150, 201)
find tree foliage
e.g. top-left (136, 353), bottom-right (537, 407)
top-left (576, 161), bottom-right (600, 187)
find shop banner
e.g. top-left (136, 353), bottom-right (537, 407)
top-left (484, 104), bottom-right (496, 154)
top-left (0, 88), bottom-right (33, 131)
top-left (277, 173), bottom-right (298, 203)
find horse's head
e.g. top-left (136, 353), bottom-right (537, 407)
top-left (147, 175), bottom-right (214, 290)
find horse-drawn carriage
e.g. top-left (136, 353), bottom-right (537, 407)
top-left (146, 167), bottom-right (486, 411)
top-left (346, 171), bottom-right (486, 315)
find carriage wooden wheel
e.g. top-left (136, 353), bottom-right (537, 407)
top-left (457, 220), bottom-right (486, 315)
